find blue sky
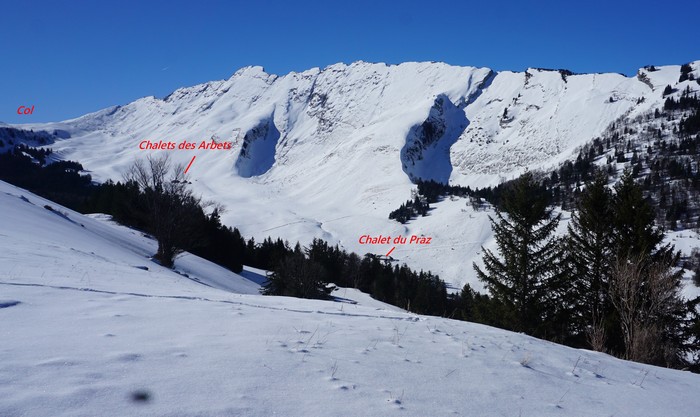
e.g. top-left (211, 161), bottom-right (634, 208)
top-left (2, 0), bottom-right (698, 123)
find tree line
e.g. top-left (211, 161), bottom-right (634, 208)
top-left (0, 145), bottom-right (92, 210)
top-left (262, 238), bottom-right (447, 315)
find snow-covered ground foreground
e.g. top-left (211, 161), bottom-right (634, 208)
top-left (2, 180), bottom-right (700, 417)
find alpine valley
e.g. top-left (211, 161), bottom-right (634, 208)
top-left (4, 59), bottom-right (700, 292)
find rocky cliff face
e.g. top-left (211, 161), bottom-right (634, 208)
top-left (401, 94), bottom-right (468, 183)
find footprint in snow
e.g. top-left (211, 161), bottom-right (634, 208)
top-left (115, 353), bottom-right (142, 362)
top-left (0, 300), bottom-right (20, 309)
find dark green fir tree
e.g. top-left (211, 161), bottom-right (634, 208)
top-left (473, 172), bottom-right (566, 338)
top-left (565, 173), bottom-right (614, 349)
top-left (262, 250), bottom-right (333, 300)
top-left (612, 170), bottom-right (673, 261)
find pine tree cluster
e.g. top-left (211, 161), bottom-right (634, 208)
top-left (388, 180), bottom-right (472, 223)
top-left (0, 126), bottom-right (55, 148)
top-left (470, 172), bottom-right (698, 368)
top-left (389, 196), bottom-right (429, 223)
top-left (664, 88), bottom-right (700, 112)
top-left (264, 238), bottom-right (448, 315)
top-left (679, 63), bottom-right (695, 83)
top-left (0, 145), bottom-right (91, 209)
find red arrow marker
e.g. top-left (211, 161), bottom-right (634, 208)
top-left (385, 246), bottom-right (396, 257)
top-left (184, 156), bottom-right (196, 174)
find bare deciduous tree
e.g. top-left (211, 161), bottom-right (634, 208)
top-left (586, 316), bottom-right (607, 353)
top-left (609, 254), bottom-right (683, 364)
top-left (125, 155), bottom-right (205, 267)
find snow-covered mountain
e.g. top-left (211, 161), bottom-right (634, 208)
top-left (2, 179), bottom-right (700, 416)
top-left (10, 60), bottom-right (700, 289)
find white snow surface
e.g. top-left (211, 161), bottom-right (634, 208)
top-left (10, 60), bottom-right (700, 290)
top-left (2, 181), bottom-right (700, 416)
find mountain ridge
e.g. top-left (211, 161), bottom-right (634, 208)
top-left (6, 59), bottom-right (700, 289)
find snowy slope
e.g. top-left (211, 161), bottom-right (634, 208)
top-left (2, 181), bottom-right (700, 416)
top-left (0, 181), bottom-right (260, 296)
top-left (9, 60), bottom-right (700, 290)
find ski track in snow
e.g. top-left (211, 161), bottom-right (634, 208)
top-left (0, 281), bottom-right (417, 322)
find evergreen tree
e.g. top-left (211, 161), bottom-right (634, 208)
top-left (680, 63), bottom-right (693, 82)
top-left (565, 174), bottom-right (614, 349)
top-left (455, 284), bottom-right (511, 328)
top-left (612, 170), bottom-right (670, 260)
top-left (262, 251), bottom-right (333, 299)
top-left (473, 172), bottom-right (565, 338)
